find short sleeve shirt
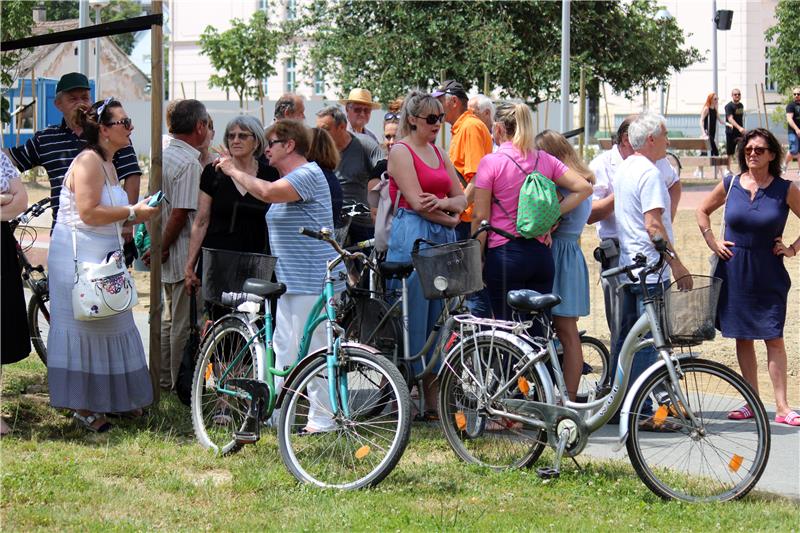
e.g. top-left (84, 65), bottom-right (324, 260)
top-left (336, 133), bottom-right (382, 226)
top-left (613, 154), bottom-right (674, 283)
top-left (266, 162), bottom-right (345, 294)
top-left (7, 119), bottom-right (141, 219)
top-left (786, 102), bottom-right (800, 135)
top-left (724, 102), bottom-right (744, 132)
top-left (450, 110), bottom-right (493, 223)
top-left (474, 142), bottom-right (567, 248)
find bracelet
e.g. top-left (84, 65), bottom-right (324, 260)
top-left (701, 228), bottom-right (713, 234)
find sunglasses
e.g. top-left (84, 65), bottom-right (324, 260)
top-left (794, 93), bottom-right (800, 96)
top-left (744, 146), bottom-right (768, 156)
top-left (227, 132), bottom-right (255, 141)
top-left (732, 93), bottom-right (741, 97)
top-left (267, 138), bottom-right (287, 148)
top-left (349, 106), bottom-right (372, 115)
top-left (384, 133), bottom-right (396, 141)
top-left (384, 112), bottom-right (399, 121)
top-left (415, 113), bottom-right (445, 125)
top-left (107, 118), bottom-right (132, 129)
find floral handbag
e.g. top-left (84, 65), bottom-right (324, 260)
top-left (71, 164), bottom-right (138, 320)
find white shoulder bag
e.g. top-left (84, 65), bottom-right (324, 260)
top-left (71, 162), bottom-right (138, 320)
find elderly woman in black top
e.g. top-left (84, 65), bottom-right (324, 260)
top-left (184, 115), bottom-right (279, 296)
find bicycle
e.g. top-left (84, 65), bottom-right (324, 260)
top-left (190, 228), bottom-right (411, 490)
top-left (438, 238), bottom-right (770, 502)
top-left (9, 197), bottom-right (54, 365)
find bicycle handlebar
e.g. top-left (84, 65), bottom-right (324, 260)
top-left (298, 226), bottom-right (372, 271)
top-left (10, 197), bottom-right (55, 230)
top-left (471, 220), bottom-right (517, 241)
top-left (600, 236), bottom-right (669, 284)
top-left (220, 291), bottom-right (264, 307)
top-left (340, 202), bottom-right (371, 218)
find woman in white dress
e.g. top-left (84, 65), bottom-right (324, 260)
top-left (47, 98), bottom-right (159, 432)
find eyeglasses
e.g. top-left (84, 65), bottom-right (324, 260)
top-left (267, 138), bottom-right (287, 148)
top-left (227, 132), bottom-right (254, 141)
top-left (793, 93), bottom-right (800, 96)
top-left (106, 118), bottom-right (132, 129)
top-left (744, 146), bottom-right (768, 156)
top-left (415, 113), bottom-right (445, 125)
top-left (349, 105), bottom-right (372, 115)
top-left (384, 112), bottom-right (399, 121)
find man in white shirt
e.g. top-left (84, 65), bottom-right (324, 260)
top-left (609, 111), bottom-right (691, 429)
top-left (588, 116), bottom-right (682, 358)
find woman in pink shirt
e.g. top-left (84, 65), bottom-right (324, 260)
top-left (472, 102), bottom-right (592, 321)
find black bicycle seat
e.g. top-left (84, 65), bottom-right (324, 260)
top-left (506, 290), bottom-right (561, 313)
top-left (379, 262), bottom-right (414, 280)
top-left (243, 278), bottom-right (287, 298)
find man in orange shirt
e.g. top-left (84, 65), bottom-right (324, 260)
top-left (433, 79), bottom-right (494, 316)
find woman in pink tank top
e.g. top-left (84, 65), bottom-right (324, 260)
top-left (386, 91), bottom-right (466, 419)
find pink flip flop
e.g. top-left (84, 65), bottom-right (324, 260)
top-left (775, 411), bottom-right (800, 426)
top-left (727, 405), bottom-right (754, 420)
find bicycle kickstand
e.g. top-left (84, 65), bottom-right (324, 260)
top-left (227, 378), bottom-right (270, 445)
top-left (537, 427), bottom-right (571, 480)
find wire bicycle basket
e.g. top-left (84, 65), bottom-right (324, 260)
top-left (201, 248), bottom-right (277, 306)
top-left (411, 239), bottom-right (483, 300)
top-left (663, 275), bottom-right (722, 346)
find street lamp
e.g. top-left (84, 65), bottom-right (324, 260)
top-left (655, 8), bottom-right (672, 116)
top-left (90, 0), bottom-right (109, 99)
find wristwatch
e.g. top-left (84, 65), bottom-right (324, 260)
top-left (126, 205), bottom-right (136, 222)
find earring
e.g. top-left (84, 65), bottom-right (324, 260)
top-left (410, 124), bottom-right (417, 131)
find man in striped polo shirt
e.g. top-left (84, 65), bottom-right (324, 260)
top-left (4, 73), bottom-right (141, 228)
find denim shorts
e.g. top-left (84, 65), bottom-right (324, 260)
top-left (789, 131), bottom-right (799, 155)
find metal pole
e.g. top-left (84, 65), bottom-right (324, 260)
top-left (483, 72), bottom-right (490, 96)
top-left (78, 1), bottom-right (90, 78)
top-left (149, 0), bottom-right (164, 404)
top-left (578, 66), bottom-right (585, 157)
top-left (439, 68), bottom-right (446, 149)
top-left (711, 1), bottom-right (719, 151)
top-left (94, 6), bottom-right (101, 98)
top-left (560, 0), bottom-right (571, 132)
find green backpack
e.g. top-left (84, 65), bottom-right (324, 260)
top-left (501, 153), bottom-right (561, 238)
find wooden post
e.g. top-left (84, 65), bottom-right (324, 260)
top-left (578, 66), bottom-right (585, 157)
top-left (149, 0), bottom-right (164, 403)
top-left (483, 72), bottom-right (489, 96)
top-left (601, 82), bottom-right (611, 135)
top-left (760, 83), bottom-right (769, 129)
top-left (754, 84), bottom-right (763, 128)
top-left (259, 82), bottom-right (265, 125)
top-left (15, 78), bottom-right (24, 147)
top-left (31, 69), bottom-right (37, 131)
top-left (439, 68), bottom-right (446, 149)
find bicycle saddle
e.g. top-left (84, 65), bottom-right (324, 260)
top-left (379, 262), bottom-right (414, 280)
top-left (243, 278), bottom-right (287, 298)
top-left (506, 290), bottom-right (561, 313)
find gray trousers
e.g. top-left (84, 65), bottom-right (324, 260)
top-left (598, 242), bottom-right (623, 359)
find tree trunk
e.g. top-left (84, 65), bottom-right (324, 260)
top-left (587, 78), bottom-right (600, 141)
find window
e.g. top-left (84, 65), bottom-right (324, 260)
top-left (285, 57), bottom-right (296, 93)
top-left (286, 0), bottom-right (297, 20)
top-left (314, 69), bottom-right (325, 95)
top-left (765, 47), bottom-right (778, 93)
top-left (258, 0), bottom-right (268, 11)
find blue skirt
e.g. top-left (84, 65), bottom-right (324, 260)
top-left (551, 232), bottom-right (590, 318)
top-left (386, 209), bottom-right (456, 373)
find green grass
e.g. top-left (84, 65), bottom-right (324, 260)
top-left (2, 358), bottom-right (798, 532)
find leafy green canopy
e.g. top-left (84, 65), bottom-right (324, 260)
top-left (302, 0), bottom-right (702, 104)
top-left (765, 0), bottom-right (799, 94)
top-left (199, 11), bottom-right (281, 107)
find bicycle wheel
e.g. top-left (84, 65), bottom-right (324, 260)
top-left (27, 295), bottom-right (50, 366)
top-left (439, 336), bottom-right (547, 470)
top-left (626, 358), bottom-right (770, 502)
top-left (191, 317), bottom-right (262, 455)
top-left (278, 345), bottom-right (411, 489)
top-left (576, 335), bottom-right (609, 401)
top-left (665, 151), bottom-right (682, 174)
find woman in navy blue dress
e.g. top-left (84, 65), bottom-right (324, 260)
top-left (697, 128), bottom-right (800, 427)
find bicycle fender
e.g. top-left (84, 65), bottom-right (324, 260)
top-left (616, 352), bottom-right (694, 450)
top-left (274, 342), bottom-right (381, 409)
top-left (437, 329), bottom-right (556, 405)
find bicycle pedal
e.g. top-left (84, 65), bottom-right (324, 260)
top-left (233, 431), bottom-right (259, 445)
top-left (536, 467), bottom-right (560, 480)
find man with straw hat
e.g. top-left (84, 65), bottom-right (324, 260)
top-left (340, 88), bottom-right (381, 143)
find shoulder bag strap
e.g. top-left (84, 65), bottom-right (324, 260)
top-left (718, 174), bottom-right (734, 240)
top-left (492, 152), bottom-right (532, 217)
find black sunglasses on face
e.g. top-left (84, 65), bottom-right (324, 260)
top-left (107, 118), bottom-right (133, 129)
top-left (267, 138), bottom-right (287, 148)
top-left (384, 112), bottom-right (399, 121)
top-left (415, 113), bottom-right (445, 125)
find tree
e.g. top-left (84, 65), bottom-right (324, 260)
top-left (765, 0), bottom-right (799, 94)
top-left (0, 0), bottom-right (35, 123)
top-left (301, 0), bottom-right (701, 111)
top-left (199, 11), bottom-right (281, 107)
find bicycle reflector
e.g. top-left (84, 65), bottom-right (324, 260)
top-left (729, 454), bottom-right (743, 473)
top-left (518, 377), bottom-right (530, 396)
top-left (355, 445), bottom-right (371, 460)
top-left (653, 404), bottom-right (669, 427)
top-left (455, 411), bottom-right (467, 431)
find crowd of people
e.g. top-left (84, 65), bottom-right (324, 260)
top-left (1, 72), bottom-right (799, 436)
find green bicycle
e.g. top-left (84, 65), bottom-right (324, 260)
top-left (190, 228), bottom-right (412, 489)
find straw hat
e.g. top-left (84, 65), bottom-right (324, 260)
top-left (339, 88), bottom-right (381, 109)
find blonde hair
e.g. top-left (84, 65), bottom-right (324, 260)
top-left (494, 102), bottom-right (535, 156)
top-left (398, 89), bottom-right (443, 139)
top-left (535, 130), bottom-right (595, 184)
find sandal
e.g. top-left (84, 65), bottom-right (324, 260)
top-left (775, 410), bottom-right (800, 427)
top-left (73, 412), bottom-right (112, 433)
top-left (727, 405), bottom-right (754, 420)
top-left (414, 410), bottom-right (439, 423)
top-left (638, 415), bottom-right (681, 432)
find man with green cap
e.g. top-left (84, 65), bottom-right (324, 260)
top-left (4, 72), bottom-right (142, 227)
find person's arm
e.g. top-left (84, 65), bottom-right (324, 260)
top-left (644, 207), bottom-right (691, 289)
top-left (122, 173), bottom-right (141, 204)
top-left (726, 106), bottom-right (744, 134)
top-left (215, 157), bottom-right (300, 203)
top-left (0, 177), bottom-right (28, 221)
top-left (696, 180), bottom-right (734, 260)
top-left (471, 187), bottom-right (492, 250)
top-left (787, 109), bottom-right (800, 135)
top-left (184, 191), bottom-right (213, 291)
top-left (589, 193), bottom-right (614, 224)
top-left (774, 182), bottom-right (800, 258)
top-left (552, 167), bottom-right (592, 214)
top-left (668, 180), bottom-right (682, 221)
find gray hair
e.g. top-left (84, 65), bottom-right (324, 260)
top-left (223, 115), bottom-right (266, 156)
top-left (169, 99), bottom-right (209, 135)
top-left (316, 105), bottom-right (347, 127)
top-left (274, 93), bottom-right (302, 120)
top-left (627, 111), bottom-right (666, 151)
top-left (469, 94), bottom-right (495, 116)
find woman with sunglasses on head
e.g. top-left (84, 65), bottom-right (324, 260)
top-left (46, 99), bottom-right (160, 432)
top-left (184, 116), bottom-right (279, 316)
top-left (381, 97), bottom-right (404, 157)
top-left (697, 128), bottom-right (800, 427)
top-left (387, 90), bottom-right (466, 419)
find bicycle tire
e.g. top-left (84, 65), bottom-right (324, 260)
top-left (665, 151), bottom-right (682, 173)
top-left (626, 358), bottom-right (770, 502)
top-left (439, 336), bottom-right (547, 470)
top-left (27, 295), bottom-right (50, 366)
top-left (278, 345), bottom-right (411, 489)
top-left (576, 335), bottom-right (610, 401)
top-left (342, 295), bottom-right (401, 355)
top-left (191, 316), bottom-right (263, 455)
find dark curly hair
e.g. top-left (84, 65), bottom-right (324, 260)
top-left (736, 128), bottom-right (784, 178)
top-left (76, 98), bottom-right (123, 160)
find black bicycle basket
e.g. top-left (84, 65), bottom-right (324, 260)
top-left (664, 275), bottom-right (722, 346)
top-left (411, 238), bottom-right (482, 300)
top-left (201, 248), bottom-right (277, 306)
